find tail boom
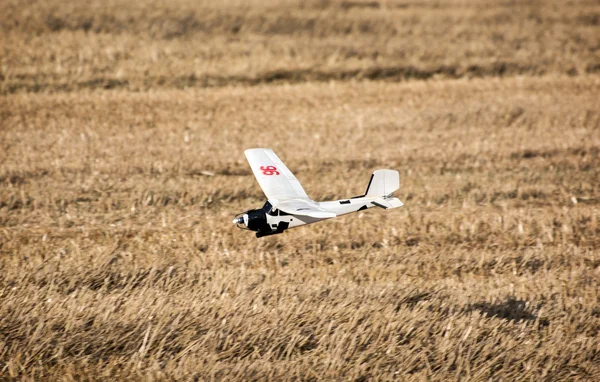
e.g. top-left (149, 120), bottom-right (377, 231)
top-left (317, 169), bottom-right (403, 215)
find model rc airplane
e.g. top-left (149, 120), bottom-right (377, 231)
top-left (233, 148), bottom-right (404, 238)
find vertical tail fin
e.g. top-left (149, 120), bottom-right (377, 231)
top-left (365, 169), bottom-right (400, 197)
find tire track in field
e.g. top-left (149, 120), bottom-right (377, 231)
top-left (5, 61), bottom-right (596, 95)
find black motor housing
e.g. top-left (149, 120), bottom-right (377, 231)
top-left (246, 209), bottom-right (270, 233)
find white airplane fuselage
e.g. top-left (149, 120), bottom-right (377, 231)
top-left (269, 197), bottom-right (377, 228)
top-left (234, 196), bottom-right (390, 237)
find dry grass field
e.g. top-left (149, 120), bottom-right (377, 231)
top-left (1, 0), bottom-right (600, 380)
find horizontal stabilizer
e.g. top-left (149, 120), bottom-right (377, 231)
top-left (371, 197), bottom-right (404, 209)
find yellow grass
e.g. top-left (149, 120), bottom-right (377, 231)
top-left (1, 0), bottom-right (600, 380)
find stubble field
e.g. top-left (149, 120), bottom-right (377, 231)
top-left (1, 0), bottom-right (600, 380)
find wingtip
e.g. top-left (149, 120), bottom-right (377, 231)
top-left (244, 148), bottom-right (273, 154)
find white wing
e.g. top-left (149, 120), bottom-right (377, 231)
top-left (245, 148), bottom-right (309, 201)
top-left (277, 199), bottom-right (336, 219)
top-left (245, 148), bottom-right (336, 219)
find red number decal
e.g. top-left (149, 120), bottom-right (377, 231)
top-left (260, 165), bottom-right (280, 176)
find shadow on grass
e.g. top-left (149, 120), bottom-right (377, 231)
top-left (467, 296), bottom-right (544, 323)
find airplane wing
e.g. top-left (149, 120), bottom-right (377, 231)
top-left (245, 148), bottom-right (335, 218)
top-left (245, 148), bottom-right (309, 201)
top-left (276, 199), bottom-right (337, 219)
